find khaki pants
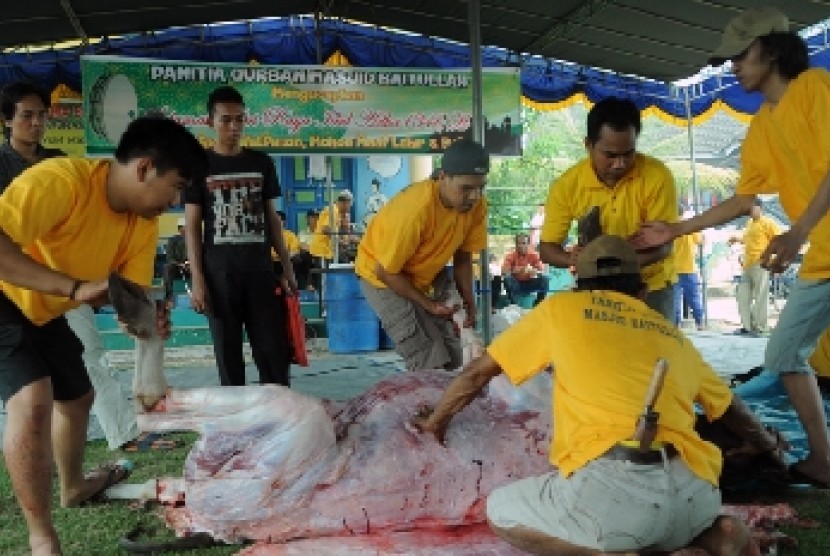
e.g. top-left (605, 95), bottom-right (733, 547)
top-left (359, 271), bottom-right (461, 371)
top-left (737, 263), bottom-right (770, 332)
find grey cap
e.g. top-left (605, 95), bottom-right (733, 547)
top-left (709, 6), bottom-right (789, 66)
top-left (439, 139), bottom-right (490, 175)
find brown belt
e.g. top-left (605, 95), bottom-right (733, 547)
top-left (600, 444), bottom-right (678, 465)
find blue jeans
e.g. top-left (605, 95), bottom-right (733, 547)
top-left (504, 274), bottom-right (549, 306)
top-left (674, 273), bottom-right (703, 326)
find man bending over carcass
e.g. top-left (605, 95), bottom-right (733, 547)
top-left (415, 235), bottom-right (783, 555)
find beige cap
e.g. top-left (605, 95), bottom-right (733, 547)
top-left (709, 6), bottom-right (789, 66)
top-left (576, 235), bottom-right (640, 279)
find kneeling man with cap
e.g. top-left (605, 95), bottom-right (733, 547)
top-left (355, 139), bottom-right (489, 371)
top-left (414, 235), bottom-right (782, 555)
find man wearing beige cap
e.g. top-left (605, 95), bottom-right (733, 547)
top-left (634, 6), bottom-right (830, 488)
top-left (414, 236), bottom-right (776, 554)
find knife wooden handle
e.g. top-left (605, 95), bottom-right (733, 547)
top-left (643, 358), bottom-right (669, 409)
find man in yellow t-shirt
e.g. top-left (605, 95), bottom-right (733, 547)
top-left (355, 139), bottom-right (488, 371)
top-left (672, 212), bottom-right (705, 329)
top-left (633, 6), bottom-right (830, 488)
top-left (729, 201), bottom-right (780, 335)
top-left (0, 116), bottom-right (206, 555)
top-left (310, 189), bottom-right (353, 262)
top-left (539, 97), bottom-right (678, 320)
top-left (271, 210), bottom-right (300, 278)
top-left (413, 236), bottom-right (777, 554)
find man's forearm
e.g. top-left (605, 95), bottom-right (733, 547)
top-left (677, 195), bottom-right (754, 237)
top-left (0, 229), bottom-right (76, 297)
top-left (539, 242), bottom-right (571, 267)
top-left (423, 354), bottom-right (502, 431)
top-left (452, 252), bottom-right (475, 310)
top-left (718, 395), bottom-right (778, 452)
top-left (376, 264), bottom-right (434, 309)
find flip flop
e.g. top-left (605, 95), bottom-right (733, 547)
top-left (119, 525), bottom-right (226, 554)
top-left (787, 463), bottom-right (830, 490)
top-left (121, 432), bottom-right (179, 453)
top-left (67, 461), bottom-right (133, 507)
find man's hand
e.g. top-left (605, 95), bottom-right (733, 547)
top-left (427, 301), bottom-right (460, 320)
top-left (630, 221), bottom-right (676, 250)
top-left (281, 270), bottom-right (299, 296)
top-left (189, 274), bottom-right (211, 315)
top-left (411, 405), bottom-right (448, 445)
top-left (73, 279), bottom-right (109, 307)
top-left (760, 230), bottom-right (805, 274)
top-left (463, 305), bottom-right (476, 329)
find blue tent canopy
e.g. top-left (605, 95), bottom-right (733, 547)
top-left (0, 17), bottom-right (827, 119)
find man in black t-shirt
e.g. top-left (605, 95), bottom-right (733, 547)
top-left (184, 86), bottom-right (297, 387)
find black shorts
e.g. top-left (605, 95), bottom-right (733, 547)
top-left (0, 292), bottom-right (91, 403)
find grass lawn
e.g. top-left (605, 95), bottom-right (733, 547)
top-left (1, 434), bottom-right (829, 554)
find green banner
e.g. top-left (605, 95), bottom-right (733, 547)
top-left (81, 55), bottom-right (521, 155)
top-left (43, 99), bottom-right (85, 157)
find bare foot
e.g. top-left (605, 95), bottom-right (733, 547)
top-left (692, 515), bottom-right (759, 556)
top-left (30, 531), bottom-right (62, 555)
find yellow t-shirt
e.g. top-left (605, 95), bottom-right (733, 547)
top-left (309, 205), bottom-right (341, 260)
top-left (735, 68), bottom-right (830, 279)
top-left (540, 154), bottom-right (678, 291)
top-left (487, 290), bottom-right (731, 486)
top-left (742, 216), bottom-right (780, 269)
top-left (272, 229), bottom-right (300, 261)
top-left (810, 328), bottom-right (830, 378)
top-left (0, 159), bottom-right (158, 325)
top-left (355, 179), bottom-right (487, 290)
top-left (673, 232), bottom-right (702, 274)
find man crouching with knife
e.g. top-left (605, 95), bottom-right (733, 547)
top-left (414, 235), bottom-right (782, 555)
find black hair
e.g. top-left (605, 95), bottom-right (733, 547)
top-left (759, 32), bottom-right (809, 80)
top-left (207, 86), bottom-right (244, 116)
top-left (114, 115), bottom-right (208, 183)
top-left (306, 209), bottom-right (319, 217)
top-left (575, 274), bottom-right (646, 298)
top-left (1, 81), bottom-right (51, 121)
top-left (515, 232), bottom-right (530, 242)
top-left (276, 210), bottom-right (287, 221)
top-left (586, 97), bottom-right (641, 144)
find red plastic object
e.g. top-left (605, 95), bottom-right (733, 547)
top-left (277, 289), bottom-right (309, 367)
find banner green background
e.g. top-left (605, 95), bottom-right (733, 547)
top-left (81, 56), bottom-right (521, 155)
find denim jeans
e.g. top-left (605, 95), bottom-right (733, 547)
top-left (674, 273), bottom-right (703, 326)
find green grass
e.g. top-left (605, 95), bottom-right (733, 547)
top-left (1, 436), bottom-right (829, 554)
top-left (0, 433), bottom-right (238, 555)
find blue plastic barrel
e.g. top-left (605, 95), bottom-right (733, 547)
top-left (324, 266), bottom-right (379, 353)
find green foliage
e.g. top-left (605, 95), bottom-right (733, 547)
top-left (487, 103), bottom-right (742, 233)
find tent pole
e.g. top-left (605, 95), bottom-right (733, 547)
top-left (468, 0), bottom-right (491, 345)
top-left (315, 8), bottom-right (338, 265)
top-left (683, 87), bottom-right (707, 326)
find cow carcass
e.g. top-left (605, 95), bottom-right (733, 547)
top-left (138, 371), bottom-right (552, 544)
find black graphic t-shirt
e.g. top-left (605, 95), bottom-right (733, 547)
top-left (184, 148), bottom-right (281, 272)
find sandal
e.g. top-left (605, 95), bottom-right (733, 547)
top-left (121, 432), bottom-right (179, 452)
top-left (65, 460), bottom-right (132, 507)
